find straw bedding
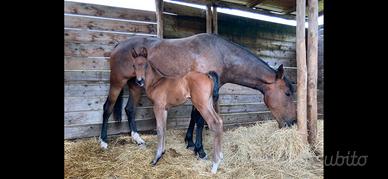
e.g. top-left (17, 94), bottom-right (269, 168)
top-left (65, 120), bottom-right (323, 178)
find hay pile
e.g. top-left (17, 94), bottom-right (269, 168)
top-left (65, 120), bottom-right (323, 178)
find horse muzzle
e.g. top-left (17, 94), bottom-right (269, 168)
top-left (283, 118), bottom-right (296, 128)
top-left (136, 78), bottom-right (145, 87)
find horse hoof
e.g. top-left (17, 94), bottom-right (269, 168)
top-left (197, 154), bottom-right (208, 160)
top-left (211, 163), bottom-right (219, 174)
top-left (187, 146), bottom-right (195, 151)
top-left (131, 132), bottom-right (145, 145)
top-left (138, 143), bottom-right (147, 149)
top-left (99, 137), bottom-right (108, 150)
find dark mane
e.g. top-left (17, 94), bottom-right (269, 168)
top-left (214, 34), bottom-right (277, 74)
top-left (213, 35), bottom-right (295, 93)
top-left (283, 76), bottom-right (295, 94)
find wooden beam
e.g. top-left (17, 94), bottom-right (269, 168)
top-left (206, 4), bottom-right (212, 33)
top-left (284, 6), bottom-right (296, 14)
top-left (155, 0), bottom-right (164, 38)
top-left (307, 0), bottom-right (318, 147)
top-left (170, 0), bottom-right (295, 19)
top-left (212, 5), bottom-right (218, 34)
top-left (246, 0), bottom-right (265, 8)
top-left (296, 0), bottom-right (308, 143)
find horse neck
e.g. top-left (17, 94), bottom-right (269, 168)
top-left (223, 53), bottom-right (276, 93)
top-left (144, 63), bottom-right (163, 92)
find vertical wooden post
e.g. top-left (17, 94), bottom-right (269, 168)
top-left (206, 4), bottom-right (213, 33)
top-left (296, 0), bottom-right (308, 143)
top-left (307, 0), bottom-right (318, 146)
top-left (212, 4), bottom-right (218, 34)
top-left (155, 0), bottom-right (164, 38)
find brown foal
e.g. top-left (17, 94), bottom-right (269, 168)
top-left (131, 47), bottom-right (223, 173)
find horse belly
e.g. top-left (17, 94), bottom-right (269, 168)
top-left (164, 80), bottom-right (189, 107)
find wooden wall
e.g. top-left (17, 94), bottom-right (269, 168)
top-left (64, 2), bottom-right (323, 139)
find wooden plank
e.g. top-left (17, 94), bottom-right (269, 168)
top-left (155, 0), bottom-right (164, 38)
top-left (64, 29), bottom-right (133, 45)
top-left (64, 57), bottom-right (109, 70)
top-left (64, 1), bottom-right (156, 22)
top-left (65, 110), bottom-right (152, 126)
top-left (164, 2), bottom-right (205, 18)
top-left (164, 13), bottom-right (296, 42)
top-left (64, 94), bottom-right (266, 112)
top-left (164, 14), bottom-right (205, 38)
top-left (64, 42), bottom-right (113, 57)
top-left (307, 0), bottom-right (319, 145)
top-left (65, 82), bottom-right (135, 97)
top-left (170, 0), bottom-right (295, 19)
top-left (65, 82), bottom-right (262, 97)
top-left (174, 112), bottom-right (274, 128)
top-left (64, 104), bottom-right (269, 126)
top-left (65, 96), bottom-right (154, 112)
top-left (236, 38), bottom-right (296, 51)
top-left (64, 82), bottom-right (263, 97)
top-left (64, 15), bottom-right (156, 34)
top-left (296, 0), bottom-right (308, 143)
top-left (65, 103), bottom-right (270, 126)
top-left (254, 49), bottom-right (296, 59)
top-left (246, 0), bottom-right (266, 8)
top-left (65, 111), bottom-right (278, 139)
top-left (64, 70), bottom-right (110, 81)
top-left (65, 119), bottom-right (156, 139)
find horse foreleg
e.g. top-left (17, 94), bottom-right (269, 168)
top-left (126, 80), bottom-right (145, 145)
top-left (151, 105), bottom-right (167, 166)
top-left (184, 107), bottom-right (197, 150)
top-left (100, 81), bottom-right (126, 149)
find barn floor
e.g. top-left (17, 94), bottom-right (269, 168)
top-left (65, 120), bottom-right (323, 178)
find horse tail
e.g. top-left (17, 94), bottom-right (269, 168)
top-left (208, 71), bottom-right (219, 102)
top-left (113, 89), bottom-right (124, 122)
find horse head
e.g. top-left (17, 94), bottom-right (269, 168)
top-left (263, 64), bottom-right (297, 128)
top-left (131, 47), bottom-right (148, 87)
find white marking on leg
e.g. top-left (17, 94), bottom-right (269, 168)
top-left (131, 131), bottom-right (145, 145)
top-left (211, 160), bottom-right (221, 174)
top-left (99, 137), bottom-right (108, 149)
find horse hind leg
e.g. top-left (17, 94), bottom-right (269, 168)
top-left (100, 80), bottom-right (127, 149)
top-left (184, 107), bottom-right (197, 150)
top-left (126, 80), bottom-right (145, 146)
top-left (194, 108), bottom-right (207, 159)
top-left (112, 90), bottom-right (123, 122)
top-left (192, 100), bottom-right (223, 174)
top-left (193, 71), bottom-right (220, 159)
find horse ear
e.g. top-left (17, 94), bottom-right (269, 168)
top-left (140, 47), bottom-right (147, 58)
top-left (131, 48), bottom-right (138, 58)
top-left (276, 64), bottom-right (285, 79)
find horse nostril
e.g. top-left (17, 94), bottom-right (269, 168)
top-left (284, 119), bottom-right (296, 128)
top-left (136, 79), bottom-right (145, 87)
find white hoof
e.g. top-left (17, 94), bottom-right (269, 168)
top-left (211, 161), bottom-right (220, 174)
top-left (99, 137), bottom-right (108, 150)
top-left (131, 131), bottom-right (145, 145)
